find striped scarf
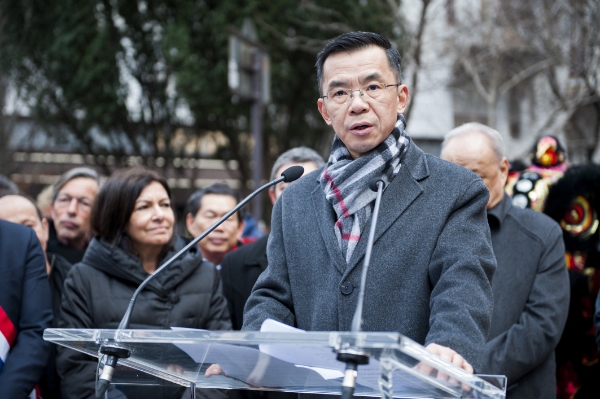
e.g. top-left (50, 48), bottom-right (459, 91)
top-left (1, 306), bottom-right (42, 399)
top-left (319, 114), bottom-right (409, 264)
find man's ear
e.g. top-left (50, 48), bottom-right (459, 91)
top-left (317, 98), bottom-right (332, 125)
top-left (396, 85), bottom-right (410, 114)
top-left (42, 217), bottom-right (49, 241)
top-left (236, 220), bottom-right (246, 240)
top-left (268, 187), bottom-right (277, 205)
top-left (500, 157), bottom-right (510, 184)
top-left (185, 213), bottom-right (197, 237)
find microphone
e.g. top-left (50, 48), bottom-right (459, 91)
top-left (337, 177), bottom-right (385, 399)
top-left (95, 165), bottom-right (305, 398)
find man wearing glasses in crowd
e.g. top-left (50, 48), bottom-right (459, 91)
top-left (48, 167), bottom-right (100, 266)
top-left (241, 32), bottom-right (497, 384)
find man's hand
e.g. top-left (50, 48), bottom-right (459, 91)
top-left (425, 343), bottom-right (474, 374)
top-left (205, 364), bottom-right (223, 378)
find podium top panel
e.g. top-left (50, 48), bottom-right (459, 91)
top-left (45, 328), bottom-right (506, 399)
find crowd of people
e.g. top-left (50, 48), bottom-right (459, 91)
top-left (0, 31), bottom-right (598, 399)
top-left (0, 147), bottom-right (325, 399)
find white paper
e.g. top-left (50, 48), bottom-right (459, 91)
top-left (259, 319), bottom-right (343, 370)
top-left (259, 319), bottom-right (392, 391)
top-left (295, 365), bottom-right (344, 380)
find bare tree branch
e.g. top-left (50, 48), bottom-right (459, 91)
top-left (497, 59), bottom-right (553, 97)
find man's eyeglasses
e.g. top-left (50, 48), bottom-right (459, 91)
top-left (54, 194), bottom-right (93, 212)
top-left (320, 83), bottom-right (400, 105)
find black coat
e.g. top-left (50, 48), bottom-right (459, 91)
top-left (221, 235), bottom-right (269, 330)
top-left (0, 220), bottom-right (53, 399)
top-left (221, 235), bottom-right (297, 399)
top-left (483, 195), bottom-right (569, 398)
top-left (56, 237), bottom-right (232, 399)
top-left (39, 252), bottom-right (72, 399)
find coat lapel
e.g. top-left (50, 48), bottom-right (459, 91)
top-left (345, 141), bottom-right (430, 276)
top-left (311, 183), bottom-right (347, 275)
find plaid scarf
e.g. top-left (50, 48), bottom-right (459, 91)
top-left (319, 114), bottom-right (409, 264)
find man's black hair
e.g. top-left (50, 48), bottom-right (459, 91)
top-left (315, 31), bottom-right (402, 95)
top-left (185, 183), bottom-right (244, 222)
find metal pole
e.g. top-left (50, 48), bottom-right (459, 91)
top-left (251, 50), bottom-right (264, 223)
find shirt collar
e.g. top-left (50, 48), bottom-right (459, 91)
top-left (487, 193), bottom-right (512, 228)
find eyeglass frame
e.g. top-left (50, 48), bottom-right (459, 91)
top-left (319, 83), bottom-right (402, 104)
top-left (53, 193), bottom-right (94, 212)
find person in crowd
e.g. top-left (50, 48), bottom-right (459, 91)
top-left (220, 147), bottom-right (324, 399)
top-left (0, 219), bottom-right (53, 399)
top-left (441, 123), bottom-right (569, 398)
top-left (239, 31), bottom-right (496, 382)
top-left (56, 168), bottom-right (231, 399)
top-left (0, 192), bottom-right (73, 319)
top-left (49, 167), bottom-right (100, 265)
top-left (221, 146), bottom-right (325, 330)
top-left (0, 194), bottom-right (68, 399)
top-left (0, 194), bottom-right (49, 261)
top-left (0, 174), bottom-right (18, 196)
top-left (241, 213), bottom-right (264, 243)
top-left (185, 183), bottom-right (245, 268)
top-left (543, 165), bottom-right (600, 398)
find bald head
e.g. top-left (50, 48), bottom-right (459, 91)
top-left (0, 195), bottom-right (49, 252)
top-left (440, 125), bottom-right (509, 209)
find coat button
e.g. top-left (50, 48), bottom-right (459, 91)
top-left (340, 281), bottom-right (353, 295)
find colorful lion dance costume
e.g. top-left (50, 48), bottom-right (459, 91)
top-left (544, 165), bottom-right (600, 398)
top-left (506, 136), bottom-right (568, 211)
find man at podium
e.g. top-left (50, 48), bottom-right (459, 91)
top-left (242, 31), bottom-right (496, 382)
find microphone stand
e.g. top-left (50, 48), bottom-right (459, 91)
top-left (95, 166), bottom-right (305, 398)
top-left (337, 178), bottom-right (385, 399)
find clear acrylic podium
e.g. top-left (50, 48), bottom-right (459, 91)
top-left (44, 328), bottom-right (506, 398)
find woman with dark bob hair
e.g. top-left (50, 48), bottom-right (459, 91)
top-left (56, 168), bottom-right (231, 399)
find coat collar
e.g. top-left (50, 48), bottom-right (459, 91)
top-left (82, 236), bottom-right (201, 295)
top-left (242, 235), bottom-right (269, 270)
top-left (487, 193), bottom-right (512, 229)
top-left (311, 182), bottom-right (347, 275)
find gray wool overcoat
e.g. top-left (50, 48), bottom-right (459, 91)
top-left (243, 139), bottom-right (497, 374)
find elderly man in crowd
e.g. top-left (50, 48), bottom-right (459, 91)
top-left (49, 167), bottom-right (100, 266)
top-left (441, 123), bottom-right (569, 398)
top-left (186, 183), bottom-right (245, 268)
top-left (240, 31), bottom-right (497, 390)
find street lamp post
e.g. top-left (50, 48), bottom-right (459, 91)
top-left (228, 18), bottom-right (270, 223)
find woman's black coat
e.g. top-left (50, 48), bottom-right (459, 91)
top-left (56, 237), bottom-right (232, 399)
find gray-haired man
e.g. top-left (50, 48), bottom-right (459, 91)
top-left (220, 146), bottom-right (324, 399)
top-left (221, 146), bottom-right (325, 330)
top-left (48, 167), bottom-right (100, 265)
top-left (441, 123), bottom-right (569, 398)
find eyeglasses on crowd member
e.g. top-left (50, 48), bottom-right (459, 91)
top-left (48, 167), bottom-right (101, 266)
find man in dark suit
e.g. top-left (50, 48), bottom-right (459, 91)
top-left (221, 147), bottom-right (324, 330)
top-left (240, 32), bottom-right (497, 379)
top-left (0, 219), bottom-right (54, 399)
top-left (441, 122), bottom-right (570, 398)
